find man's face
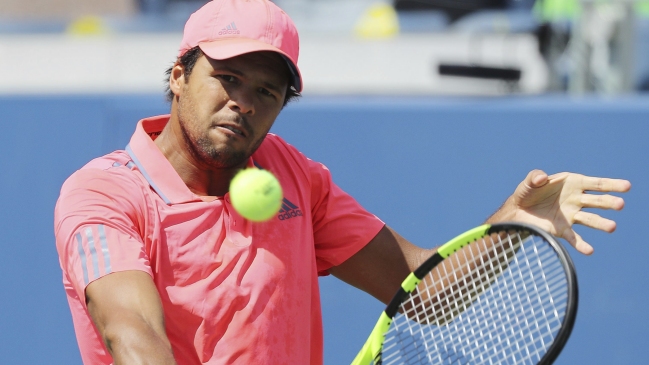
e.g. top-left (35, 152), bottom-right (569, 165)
top-left (175, 51), bottom-right (289, 169)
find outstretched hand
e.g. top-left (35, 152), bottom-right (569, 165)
top-left (489, 170), bottom-right (631, 255)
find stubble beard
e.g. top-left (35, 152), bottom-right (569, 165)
top-left (177, 97), bottom-right (251, 169)
top-left (194, 133), bottom-right (248, 169)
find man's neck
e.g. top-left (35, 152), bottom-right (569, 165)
top-left (154, 114), bottom-right (243, 198)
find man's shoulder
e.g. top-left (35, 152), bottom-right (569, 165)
top-left (259, 133), bottom-right (307, 157)
top-left (261, 133), bottom-right (290, 148)
top-left (256, 133), bottom-right (309, 166)
top-left (60, 150), bottom-right (146, 197)
top-left (80, 150), bottom-right (132, 171)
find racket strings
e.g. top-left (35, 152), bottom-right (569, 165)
top-left (422, 235), bottom-right (560, 362)
top-left (379, 232), bottom-right (569, 365)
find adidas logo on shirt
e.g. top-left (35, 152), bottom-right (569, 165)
top-left (250, 162), bottom-right (302, 221)
top-left (278, 198), bottom-right (303, 221)
top-left (218, 22), bottom-right (240, 35)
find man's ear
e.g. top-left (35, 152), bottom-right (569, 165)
top-left (169, 62), bottom-right (185, 97)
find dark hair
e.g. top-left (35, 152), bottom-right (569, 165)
top-left (164, 46), bottom-right (203, 102)
top-left (164, 46), bottom-right (300, 107)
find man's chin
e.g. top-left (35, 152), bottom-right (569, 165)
top-left (204, 149), bottom-right (249, 169)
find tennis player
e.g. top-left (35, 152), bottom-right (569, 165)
top-left (53, 0), bottom-right (631, 364)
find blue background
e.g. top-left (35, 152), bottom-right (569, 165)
top-left (0, 94), bottom-right (646, 364)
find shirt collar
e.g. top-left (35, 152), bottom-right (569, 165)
top-left (125, 115), bottom-right (257, 204)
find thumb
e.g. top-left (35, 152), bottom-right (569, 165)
top-left (513, 169), bottom-right (549, 207)
top-left (526, 169), bottom-right (549, 189)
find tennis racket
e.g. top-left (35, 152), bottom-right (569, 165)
top-left (352, 222), bottom-right (578, 365)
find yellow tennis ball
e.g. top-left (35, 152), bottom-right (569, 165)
top-left (229, 168), bottom-right (283, 222)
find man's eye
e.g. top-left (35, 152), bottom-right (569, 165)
top-left (219, 75), bottom-right (236, 82)
top-left (259, 88), bottom-right (275, 98)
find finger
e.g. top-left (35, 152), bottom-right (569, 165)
top-left (561, 229), bottom-right (594, 255)
top-left (580, 193), bottom-right (626, 210)
top-left (573, 211), bottom-right (617, 233)
top-left (580, 176), bottom-right (632, 193)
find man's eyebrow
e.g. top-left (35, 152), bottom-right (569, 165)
top-left (217, 65), bottom-right (245, 77)
top-left (217, 65), bottom-right (285, 94)
top-left (261, 80), bottom-right (284, 94)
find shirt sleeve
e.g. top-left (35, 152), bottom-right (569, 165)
top-left (308, 158), bottom-right (385, 275)
top-left (54, 167), bottom-right (153, 304)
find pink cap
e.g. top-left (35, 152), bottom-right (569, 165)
top-left (178, 0), bottom-right (302, 92)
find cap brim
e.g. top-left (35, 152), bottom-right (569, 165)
top-left (198, 39), bottom-right (302, 92)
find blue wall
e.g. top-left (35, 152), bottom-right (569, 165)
top-left (1, 94), bottom-right (647, 364)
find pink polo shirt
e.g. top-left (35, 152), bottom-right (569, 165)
top-left (54, 115), bottom-right (385, 365)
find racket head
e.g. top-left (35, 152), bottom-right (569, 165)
top-left (372, 222), bottom-right (578, 365)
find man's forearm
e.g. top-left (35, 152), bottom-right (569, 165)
top-left (86, 271), bottom-right (177, 365)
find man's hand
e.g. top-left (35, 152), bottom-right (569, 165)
top-left (488, 170), bottom-right (631, 255)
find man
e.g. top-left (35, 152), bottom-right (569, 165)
top-left (54, 0), bottom-right (631, 364)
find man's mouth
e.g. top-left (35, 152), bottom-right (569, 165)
top-left (219, 125), bottom-right (245, 136)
